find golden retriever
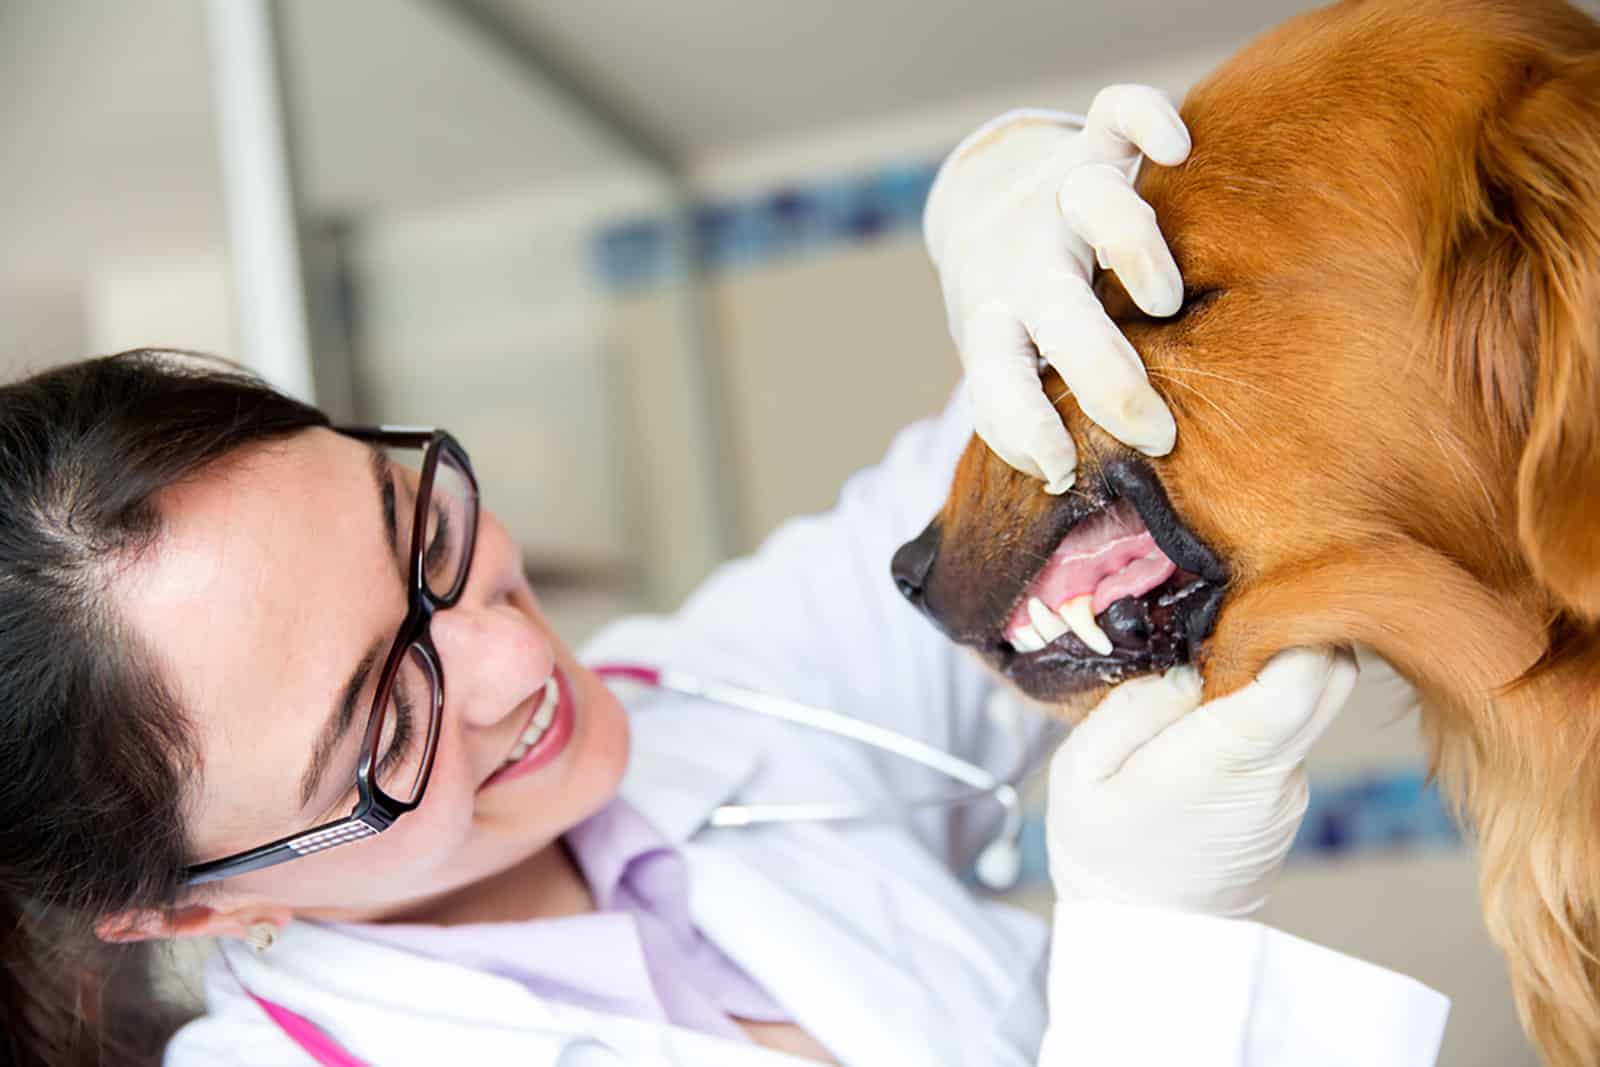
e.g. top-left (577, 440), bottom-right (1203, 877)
top-left (891, 1), bottom-right (1600, 1062)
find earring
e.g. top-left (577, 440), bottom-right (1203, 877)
top-left (244, 922), bottom-right (277, 953)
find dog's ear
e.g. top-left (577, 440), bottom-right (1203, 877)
top-left (1430, 51), bottom-right (1600, 620)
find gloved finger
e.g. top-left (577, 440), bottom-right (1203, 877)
top-left (1023, 273), bottom-right (1177, 457)
top-left (1166, 647), bottom-right (1359, 765)
top-left (1272, 646), bottom-right (1359, 764)
top-left (963, 302), bottom-right (1080, 492)
top-left (1053, 666), bottom-right (1203, 785)
top-left (1060, 163), bottom-right (1184, 318)
top-left (1079, 84), bottom-right (1191, 168)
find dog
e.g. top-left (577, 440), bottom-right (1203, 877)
top-left (891, 0), bottom-right (1600, 1062)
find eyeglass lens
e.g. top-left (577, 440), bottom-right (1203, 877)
top-left (368, 445), bottom-right (475, 803)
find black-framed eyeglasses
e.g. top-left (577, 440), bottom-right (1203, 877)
top-left (184, 428), bottom-right (479, 886)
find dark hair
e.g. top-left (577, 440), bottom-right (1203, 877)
top-left (0, 349), bottom-right (329, 1066)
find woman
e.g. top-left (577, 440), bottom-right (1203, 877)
top-left (0, 91), bottom-right (1447, 1067)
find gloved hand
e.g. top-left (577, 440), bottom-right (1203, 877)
top-left (924, 85), bottom-right (1190, 493)
top-left (1045, 648), bottom-right (1359, 917)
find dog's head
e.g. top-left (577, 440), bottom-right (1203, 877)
top-left (895, 0), bottom-right (1600, 719)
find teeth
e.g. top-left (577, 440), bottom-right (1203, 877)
top-left (1028, 597), bottom-right (1069, 644)
top-left (1060, 595), bottom-right (1114, 655)
top-left (1009, 621), bottom-right (1047, 653)
top-left (532, 680), bottom-right (558, 729)
top-left (503, 682), bottom-right (561, 766)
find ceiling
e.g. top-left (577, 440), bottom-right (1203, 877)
top-left (0, 0), bottom-right (635, 290)
top-left (5, 0), bottom-right (1597, 292)
top-left (469, 0), bottom-right (1319, 158)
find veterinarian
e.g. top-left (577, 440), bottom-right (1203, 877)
top-left (0, 88), bottom-right (1447, 1067)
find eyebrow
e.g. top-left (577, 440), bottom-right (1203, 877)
top-left (296, 447), bottom-right (401, 809)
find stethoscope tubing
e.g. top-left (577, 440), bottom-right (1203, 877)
top-left (593, 662), bottom-right (1053, 890)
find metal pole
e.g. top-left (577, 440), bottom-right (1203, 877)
top-left (204, 0), bottom-right (316, 402)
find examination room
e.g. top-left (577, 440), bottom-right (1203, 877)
top-left (4, 1), bottom-right (1600, 1064)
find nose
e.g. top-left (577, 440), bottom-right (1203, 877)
top-left (891, 520), bottom-right (941, 609)
top-left (429, 596), bottom-right (553, 730)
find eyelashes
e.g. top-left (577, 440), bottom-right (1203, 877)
top-left (1093, 264), bottom-right (1224, 325)
top-left (1171, 288), bottom-right (1224, 322)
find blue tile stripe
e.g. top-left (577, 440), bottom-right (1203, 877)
top-left (985, 766), bottom-right (1463, 891)
top-left (592, 160), bottom-right (942, 290)
top-left (1293, 766), bottom-right (1461, 859)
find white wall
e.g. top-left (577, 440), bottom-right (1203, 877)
top-left (0, 286), bottom-right (89, 378)
top-left (349, 175), bottom-right (730, 634)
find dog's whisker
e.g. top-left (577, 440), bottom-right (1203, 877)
top-left (1147, 373), bottom-right (1248, 436)
top-left (1060, 487), bottom-right (1098, 507)
top-left (1150, 365), bottom-right (1274, 397)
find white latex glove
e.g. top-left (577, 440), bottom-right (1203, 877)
top-left (1046, 648), bottom-right (1360, 918)
top-left (925, 85), bottom-right (1190, 493)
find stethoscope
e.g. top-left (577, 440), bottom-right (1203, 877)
top-left (593, 663), bottom-right (1063, 892)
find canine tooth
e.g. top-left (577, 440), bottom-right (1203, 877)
top-left (1009, 622), bottom-right (1047, 653)
top-left (1061, 595), bottom-right (1114, 656)
top-left (1028, 597), bottom-right (1069, 644)
top-left (533, 704), bottom-right (555, 730)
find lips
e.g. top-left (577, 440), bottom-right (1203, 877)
top-left (997, 456), bottom-right (1228, 703)
top-left (480, 665), bottom-right (576, 790)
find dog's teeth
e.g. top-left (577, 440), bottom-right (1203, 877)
top-left (1010, 622), bottom-right (1047, 653)
top-left (1061, 595), bottom-right (1114, 656)
top-left (1028, 596), bottom-right (1069, 644)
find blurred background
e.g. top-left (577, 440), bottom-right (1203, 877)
top-left (8, 1), bottom-right (1590, 1062)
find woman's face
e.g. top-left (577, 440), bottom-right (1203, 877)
top-left (113, 427), bottom-right (631, 921)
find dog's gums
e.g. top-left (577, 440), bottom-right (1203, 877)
top-left (996, 457), bottom-right (1228, 702)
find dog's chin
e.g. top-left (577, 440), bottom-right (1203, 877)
top-left (979, 456), bottom-right (1230, 709)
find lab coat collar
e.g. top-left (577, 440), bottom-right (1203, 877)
top-left (683, 839), bottom-right (955, 1067)
top-left (615, 694), bottom-right (961, 1064)
top-left (213, 924), bottom-right (820, 1066)
top-left (617, 694), bottom-right (765, 843)
top-left (612, 680), bottom-right (1036, 1066)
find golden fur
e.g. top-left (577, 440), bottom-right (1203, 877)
top-left (913, 1), bottom-right (1600, 1061)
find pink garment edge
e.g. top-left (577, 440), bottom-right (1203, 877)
top-left (247, 992), bottom-right (368, 1067)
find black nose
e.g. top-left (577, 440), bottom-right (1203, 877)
top-left (891, 521), bottom-right (940, 607)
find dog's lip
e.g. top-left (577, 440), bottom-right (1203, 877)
top-left (1097, 455), bottom-right (1228, 586)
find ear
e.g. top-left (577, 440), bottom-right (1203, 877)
top-left (1433, 52), bottom-right (1600, 620)
top-left (95, 902), bottom-right (293, 944)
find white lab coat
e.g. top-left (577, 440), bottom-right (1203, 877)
top-left (165, 386), bottom-right (1449, 1067)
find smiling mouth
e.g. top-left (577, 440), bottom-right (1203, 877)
top-left (997, 457), bottom-right (1228, 701)
top-left (481, 665), bottom-right (575, 790)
